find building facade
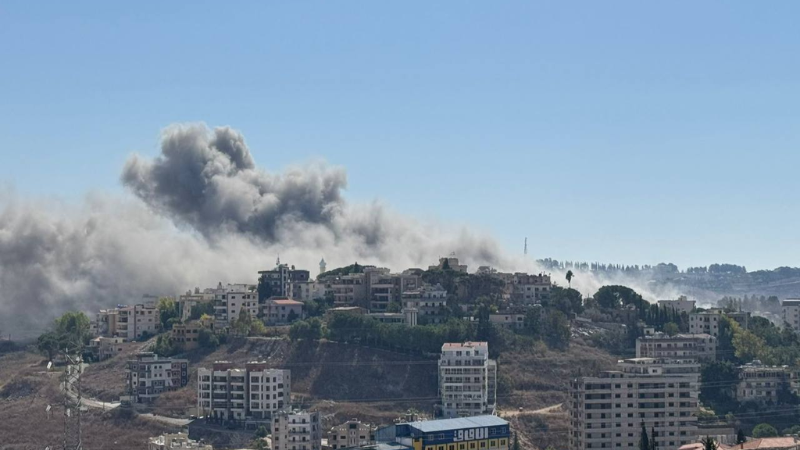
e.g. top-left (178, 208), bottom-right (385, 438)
top-left (126, 352), bottom-right (189, 403)
top-left (273, 410), bottom-right (322, 450)
top-left (688, 310), bottom-right (722, 336)
top-left (88, 336), bottom-right (126, 361)
top-left (178, 288), bottom-right (216, 322)
top-left (568, 358), bottom-right (700, 450)
top-left (148, 433), bottom-right (213, 450)
top-left (327, 419), bottom-right (376, 449)
top-left (197, 362), bottom-right (290, 424)
top-left (508, 273), bottom-right (552, 304)
top-left (783, 299), bottom-right (800, 333)
top-left (657, 298), bottom-right (696, 315)
top-left (376, 415), bottom-right (511, 450)
top-left (635, 333), bottom-right (716, 361)
top-left (402, 284), bottom-right (448, 324)
top-left (212, 283), bottom-right (259, 328)
top-left (439, 342), bottom-right (497, 418)
top-left (171, 317), bottom-right (215, 350)
top-left (489, 312), bottom-right (525, 330)
top-left (736, 361), bottom-right (791, 403)
top-left (92, 299), bottom-right (161, 341)
top-left (262, 298), bottom-right (304, 324)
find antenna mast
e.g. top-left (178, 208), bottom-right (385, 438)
top-left (524, 237), bottom-right (528, 256)
top-left (62, 348), bottom-right (83, 450)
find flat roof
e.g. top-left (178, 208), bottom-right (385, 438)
top-left (406, 415), bottom-right (507, 433)
top-left (442, 341), bottom-right (488, 349)
top-left (269, 299), bottom-right (303, 305)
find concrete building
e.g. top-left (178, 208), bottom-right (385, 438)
top-left (636, 333), bottom-right (716, 361)
top-left (148, 433), bottom-right (213, 450)
top-left (171, 317), bottom-right (215, 350)
top-left (439, 342), bottom-right (497, 418)
top-left (126, 352), bottom-right (189, 403)
top-left (783, 299), bottom-right (800, 333)
top-left (658, 298), bottom-right (696, 315)
top-left (508, 273), bottom-right (552, 304)
top-left (88, 336), bottom-right (126, 361)
top-left (429, 254), bottom-right (469, 273)
top-left (273, 410), bottom-right (322, 450)
top-left (736, 360), bottom-right (791, 403)
top-left (259, 263), bottom-right (311, 300)
top-left (291, 281), bottom-right (327, 302)
top-left (178, 288), bottom-right (216, 322)
top-left (93, 299), bottom-right (162, 341)
top-left (327, 419), bottom-right (376, 449)
top-left (568, 358), bottom-right (700, 450)
top-left (689, 310), bottom-right (723, 336)
top-left (367, 309), bottom-right (418, 327)
top-left (489, 312), bottom-right (526, 330)
top-left (402, 284), bottom-right (448, 324)
top-left (719, 438), bottom-right (800, 450)
top-left (375, 415), bottom-right (511, 450)
top-left (262, 298), bottom-right (305, 325)
top-left (197, 361), bottom-right (290, 424)
top-left (330, 273), bottom-right (368, 307)
top-left (212, 283), bottom-right (259, 328)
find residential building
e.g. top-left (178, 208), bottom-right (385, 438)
top-left (568, 358), bottom-right (700, 450)
top-left (736, 360), bottom-right (791, 403)
top-left (93, 299), bottom-right (161, 341)
top-left (508, 273), bottom-right (552, 305)
top-left (213, 283), bottom-right (259, 328)
top-left (489, 312), bottom-right (525, 330)
top-left (148, 433), bottom-right (212, 450)
top-left (171, 317), bottom-right (215, 350)
top-left (402, 284), bottom-right (448, 324)
top-left (259, 263), bottom-right (311, 300)
top-left (327, 419), bottom-right (376, 449)
top-left (429, 254), bottom-right (469, 273)
top-left (88, 336), bottom-right (126, 361)
top-left (689, 310), bottom-right (723, 336)
top-left (719, 437), bottom-right (800, 450)
top-left (783, 299), bottom-right (800, 333)
top-left (367, 309), bottom-right (418, 327)
top-left (273, 410), bottom-right (322, 450)
top-left (439, 342), bottom-right (497, 418)
top-left (262, 297), bottom-right (304, 325)
top-left (291, 281), bottom-right (327, 302)
top-left (197, 362), bottom-right (290, 424)
top-left (126, 352), bottom-right (189, 403)
top-left (726, 311), bottom-right (751, 329)
top-left (330, 273), bottom-right (368, 307)
top-left (658, 298), bottom-right (696, 315)
top-left (178, 288), bottom-right (216, 322)
top-left (374, 415), bottom-right (511, 450)
top-left (635, 333), bottom-right (716, 361)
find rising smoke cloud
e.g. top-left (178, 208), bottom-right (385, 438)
top-left (0, 124), bottom-right (513, 337)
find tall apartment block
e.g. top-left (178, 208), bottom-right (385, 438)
top-left (783, 299), bottom-right (800, 333)
top-left (92, 298), bottom-right (161, 341)
top-left (568, 358), bottom-right (700, 450)
top-left (636, 333), bottom-right (716, 361)
top-left (212, 283), bottom-right (259, 328)
top-left (197, 361), bottom-right (290, 424)
top-left (273, 410), bottom-right (322, 450)
top-left (126, 352), bottom-right (189, 403)
top-left (439, 342), bottom-right (497, 418)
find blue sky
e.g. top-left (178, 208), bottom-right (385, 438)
top-left (1, 1), bottom-right (798, 270)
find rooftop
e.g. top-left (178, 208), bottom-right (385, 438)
top-left (721, 438), bottom-right (799, 450)
top-left (405, 415), bottom-right (507, 433)
top-left (442, 341), bottom-right (488, 349)
top-left (268, 298), bottom-right (303, 306)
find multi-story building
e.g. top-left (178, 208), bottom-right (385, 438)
top-left (178, 288), bottom-right (216, 321)
top-left (736, 360), bottom-right (791, 403)
top-left (262, 298), bottom-right (304, 325)
top-left (568, 358), bottom-right (700, 450)
top-left (259, 263), bottom-right (310, 300)
top-left (402, 284), bottom-right (448, 324)
top-left (212, 283), bottom-right (259, 328)
top-left (375, 415), bottom-right (511, 450)
top-left (508, 273), bottom-right (552, 305)
top-left (273, 410), bottom-right (322, 450)
top-left (783, 299), bottom-right (800, 333)
top-left (439, 342), bottom-right (497, 418)
top-left (88, 336), bottom-right (126, 361)
top-left (330, 273), bottom-right (368, 307)
top-left (636, 333), bottom-right (716, 361)
top-left (689, 310), bottom-right (722, 336)
top-left (197, 362), bottom-right (290, 424)
top-left (367, 309), bottom-right (418, 327)
top-left (658, 298), bottom-right (696, 315)
top-left (290, 281), bottom-right (327, 302)
top-left (171, 317), bottom-right (215, 350)
top-left (489, 312), bottom-right (526, 330)
top-left (327, 419), bottom-right (376, 449)
top-left (126, 352), bottom-right (189, 403)
top-left (429, 254), bottom-right (469, 273)
top-left (148, 433), bottom-right (213, 450)
top-left (92, 299), bottom-right (162, 341)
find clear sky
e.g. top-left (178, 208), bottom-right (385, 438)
top-left (1, 1), bottom-right (798, 270)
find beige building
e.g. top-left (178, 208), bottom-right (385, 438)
top-left (568, 358), bottom-right (700, 450)
top-left (330, 273), bottom-right (368, 307)
top-left (126, 352), bottom-right (189, 403)
top-left (327, 419), bottom-right (375, 449)
top-left (148, 433), bottom-right (212, 450)
top-left (689, 310), bottom-right (722, 336)
top-left (429, 254), bottom-right (468, 273)
top-left (783, 299), bottom-right (800, 333)
top-left (88, 336), bottom-right (126, 361)
top-left (489, 312), bottom-right (526, 330)
top-left (92, 298), bottom-right (161, 341)
top-left (262, 297), bottom-right (304, 324)
top-left (197, 361), bottom-right (290, 423)
top-left (736, 361), bottom-right (791, 403)
top-left (171, 317), bottom-right (214, 350)
top-left (402, 284), bottom-right (448, 324)
top-left (212, 283), bottom-right (259, 328)
top-left (658, 297), bottom-right (696, 315)
top-left (178, 288), bottom-right (216, 321)
top-left (273, 410), bottom-right (322, 450)
top-left (439, 342), bottom-right (497, 418)
top-left (636, 333), bottom-right (716, 361)
top-left (508, 273), bottom-right (552, 304)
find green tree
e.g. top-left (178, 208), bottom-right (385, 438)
top-left (232, 309), bottom-right (254, 336)
top-left (566, 270), bottom-right (574, 288)
top-left (257, 273), bottom-right (274, 302)
top-left (733, 329), bottom-right (767, 363)
top-left (157, 297), bottom-right (179, 330)
top-left (701, 436), bottom-right (717, 450)
top-left (543, 310), bottom-right (571, 350)
top-left (153, 333), bottom-right (178, 356)
top-left (663, 322), bottom-right (679, 337)
top-left (198, 328), bottom-right (219, 349)
top-left (189, 302), bottom-right (215, 321)
top-left (736, 430), bottom-right (746, 444)
top-left (286, 309), bottom-right (299, 323)
top-left (54, 311), bottom-right (91, 351)
top-left (255, 425), bottom-right (268, 439)
top-left (37, 331), bottom-right (60, 361)
top-left (639, 422), bottom-right (650, 450)
top-left (594, 285), bottom-right (646, 311)
top-left (752, 423), bottom-right (778, 438)
top-left (523, 307), bottom-right (543, 339)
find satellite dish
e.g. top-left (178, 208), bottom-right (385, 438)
top-left (47, 361), bottom-right (52, 370)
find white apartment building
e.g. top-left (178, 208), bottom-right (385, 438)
top-left (568, 358), bottom-right (700, 450)
top-left (148, 433), bottom-right (212, 450)
top-left (327, 419), bottom-right (375, 449)
top-left (126, 352), bottom-right (189, 403)
top-left (273, 410), bottom-right (322, 450)
top-left (658, 298), bottom-right (696, 315)
top-left (212, 283), bottom-right (259, 328)
top-left (736, 360), bottom-right (791, 403)
top-left (290, 281), bottom-right (327, 302)
top-left (783, 299), bottom-right (800, 333)
top-left (636, 333), bottom-right (716, 361)
top-left (402, 284), bottom-right (448, 324)
top-left (688, 310), bottom-right (722, 336)
top-left (439, 342), bottom-right (498, 418)
top-left (197, 361), bottom-right (290, 423)
top-left (92, 299), bottom-right (161, 341)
